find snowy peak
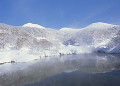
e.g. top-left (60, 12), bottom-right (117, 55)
top-left (91, 22), bottom-right (113, 25)
top-left (60, 27), bottom-right (74, 31)
top-left (60, 27), bottom-right (79, 31)
top-left (23, 23), bottom-right (45, 29)
top-left (86, 22), bottom-right (118, 29)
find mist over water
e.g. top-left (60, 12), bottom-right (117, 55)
top-left (0, 53), bottom-right (120, 86)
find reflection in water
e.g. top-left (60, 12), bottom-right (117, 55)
top-left (24, 70), bottom-right (120, 86)
top-left (0, 53), bottom-right (120, 86)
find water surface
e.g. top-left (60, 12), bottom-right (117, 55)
top-left (0, 53), bottom-right (120, 86)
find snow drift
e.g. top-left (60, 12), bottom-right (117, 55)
top-left (0, 22), bottom-right (120, 63)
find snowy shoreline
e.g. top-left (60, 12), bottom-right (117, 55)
top-left (0, 53), bottom-right (120, 86)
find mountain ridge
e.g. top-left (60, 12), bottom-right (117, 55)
top-left (0, 22), bottom-right (120, 63)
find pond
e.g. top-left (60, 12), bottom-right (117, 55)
top-left (0, 53), bottom-right (120, 86)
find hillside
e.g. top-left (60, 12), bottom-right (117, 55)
top-left (0, 22), bottom-right (120, 63)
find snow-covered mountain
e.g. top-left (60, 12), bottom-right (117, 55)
top-left (0, 22), bottom-right (120, 63)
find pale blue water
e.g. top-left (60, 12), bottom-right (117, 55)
top-left (0, 53), bottom-right (120, 86)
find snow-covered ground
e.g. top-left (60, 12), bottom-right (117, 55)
top-left (0, 22), bottom-right (120, 63)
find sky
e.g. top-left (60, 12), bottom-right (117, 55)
top-left (0, 0), bottom-right (120, 29)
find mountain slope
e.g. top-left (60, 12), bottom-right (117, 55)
top-left (0, 22), bottom-right (120, 63)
